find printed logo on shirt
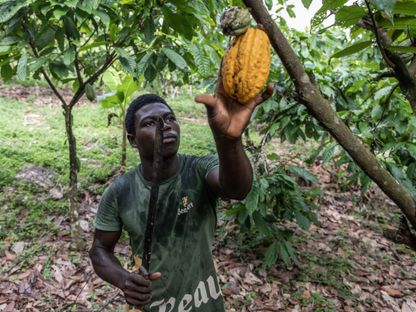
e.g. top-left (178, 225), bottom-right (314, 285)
top-left (177, 195), bottom-right (194, 216)
top-left (149, 275), bottom-right (222, 312)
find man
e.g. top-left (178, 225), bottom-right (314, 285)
top-left (89, 73), bottom-right (274, 311)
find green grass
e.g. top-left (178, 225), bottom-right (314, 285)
top-left (0, 93), bottom-right (215, 246)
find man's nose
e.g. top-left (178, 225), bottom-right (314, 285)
top-left (161, 118), bottom-right (172, 130)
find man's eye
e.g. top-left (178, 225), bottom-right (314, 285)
top-left (144, 121), bottom-right (155, 127)
top-left (167, 116), bottom-right (176, 122)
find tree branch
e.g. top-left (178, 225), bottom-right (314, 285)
top-left (364, 0), bottom-right (396, 68)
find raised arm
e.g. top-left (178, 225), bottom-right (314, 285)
top-left (89, 229), bottom-right (160, 306)
top-left (195, 68), bottom-right (274, 200)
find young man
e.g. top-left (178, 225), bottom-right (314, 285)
top-left (89, 76), bottom-right (274, 311)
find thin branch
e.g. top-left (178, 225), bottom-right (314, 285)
top-left (370, 83), bottom-right (399, 151)
top-left (364, 0), bottom-right (396, 68)
top-left (79, 28), bottom-right (97, 50)
top-left (72, 43), bottom-right (84, 87)
top-left (69, 51), bottom-right (117, 108)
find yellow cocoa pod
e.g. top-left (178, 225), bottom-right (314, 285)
top-left (222, 28), bottom-right (271, 104)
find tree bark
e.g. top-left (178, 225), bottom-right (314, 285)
top-left (63, 105), bottom-right (84, 249)
top-left (243, 0), bottom-right (416, 229)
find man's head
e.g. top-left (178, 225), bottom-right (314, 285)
top-left (126, 94), bottom-right (180, 159)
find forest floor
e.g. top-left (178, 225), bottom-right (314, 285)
top-left (1, 84), bottom-right (416, 311)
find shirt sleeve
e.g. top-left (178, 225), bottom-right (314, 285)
top-left (93, 183), bottom-right (123, 231)
top-left (195, 154), bottom-right (219, 180)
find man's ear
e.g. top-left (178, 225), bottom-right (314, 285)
top-left (127, 133), bottom-right (136, 147)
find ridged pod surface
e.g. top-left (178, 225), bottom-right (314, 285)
top-left (222, 28), bottom-right (271, 104)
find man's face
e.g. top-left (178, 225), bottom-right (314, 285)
top-left (129, 102), bottom-right (180, 159)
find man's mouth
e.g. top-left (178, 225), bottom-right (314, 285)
top-left (162, 135), bottom-right (177, 143)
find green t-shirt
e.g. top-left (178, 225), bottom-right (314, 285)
top-left (94, 154), bottom-right (225, 312)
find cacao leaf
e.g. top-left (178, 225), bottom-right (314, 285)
top-left (1, 64), bottom-right (14, 81)
top-left (85, 83), bottom-right (95, 101)
top-left (264, 242), bottom-right (279, 267)
top-left (94, 10), bottom-right (110, 28)
top-left (379, 17), bottom-right (416, 29)
top-left (369, 0), bottom-right (396, 20)
top-left (394, 1), bottom-right (416, 15)
top-left (0, 0), bottom-right (35, 23)
top-left (388, 163), bottom-right (416, 197)
top-left (136, 52), bottom-right (152, 76)
top-left (330, 41), bottom-right (373, 60)
top-left (301, 0), bottom-right (313, 9)
top-left (288, 166), bottom-right (320, 184)
top-left (0, 36), bottom-right (20, 46)
top-left (190, 45), bottom-right (210, 77)
top-left (335, 6), bottom-right (366, 27)
top-left (387, 46), bottom-right (416, 53)
top-left (63, 16), bottom-right (80, 40)
top-left (36, 27), bottom-right (56, 49)
top-left (245, 185), bottom-right (259, 215)
top-left (17, 53), bottom-right (28, 81)
top-left (63, 47), bottom-right (75, 65)
top-left (161, 48), bottom-right (187, 70)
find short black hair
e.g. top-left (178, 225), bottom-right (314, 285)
top-left (125, 94), bottom-right (173, 136)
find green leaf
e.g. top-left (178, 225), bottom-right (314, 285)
top-left (98, 92), bottom-right (120, 108)
top-left (288, 166), bottom-right (320, 184)
top-left (161, 48), bottom-right (187, 70)
top-left (1, 64), bottom-right (13, 81)
top-left (94, 10), bottom-right (110, 28)
top-left (102, 70), bottom-right (121, 91)
top-left (49, 61), bottom-right (69, 79)
top-left (369, 0), bottom-right (396, 19)
top-left (0, 0), bottom-right (36, 23)
top-left (0, 36), bottom-right (20, 46)
top-left (335, 6), bottom-right (366, 27)
top-left (143, 18), bottom-right (156, 44)
top-left (17, 53), bottom-right (28, 81)
top-left (245, 185), bottom-right (259, 215)
top-left (190, 45), bottom-right (210, 77)
top-left (63, 16), bottom-right (80, 40)
top-left (137, 52), bottom-right (153, 76)
top-left (379, 17), bottom-right (416, 29)
top-left (85, 83), bottom-right (95, 101)
top-left (322, 144), bottom-right (336, 164)
top-left (36, 27), bottom-right (56, 49)
top-left (64, 47), bottom-right (75, 66)
top-left (330, 41), bottom-right (373, 60)
top-left (388, 163), bottom-right (416, 197)
top-left (394, 2), bottom-right (416, 15)
top-left (118, 75), bottom-right (138, 100)
top-left (252, 211), bottom-right (270, 235)
top-left (295, 210), bottom-right (310, 230)
top-left (387, 46), bottom-right (416, 53)
top-left (144, 64), bottom-right (157, 82)
top-left (264, 242), bottom-right (279, 267)
top-left (301, 0), bottom-right (313, 9)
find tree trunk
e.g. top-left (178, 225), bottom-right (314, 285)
top-left (243, 0), bottom-right (416, 230)
top-left (63, 105), bottom-right (84, 249)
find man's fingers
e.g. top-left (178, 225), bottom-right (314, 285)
top-left (128, 273), bottom-right (151, 287)
top-left (252, 83), bottom-right (275, 106)
top-left (149, 272), bottom-right (162, 281)
top-left (195, 94), bottom-right (216, 108)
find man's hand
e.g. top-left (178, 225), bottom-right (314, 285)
top-left (195, 64), bottom-right (274, 140)
top-left (121, 270), bottom-right (161, 306)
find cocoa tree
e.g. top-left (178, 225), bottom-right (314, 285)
top-left (241, 0), bottom-right (416, 230)
top-left (0, 0), bottom-right (221, 247)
